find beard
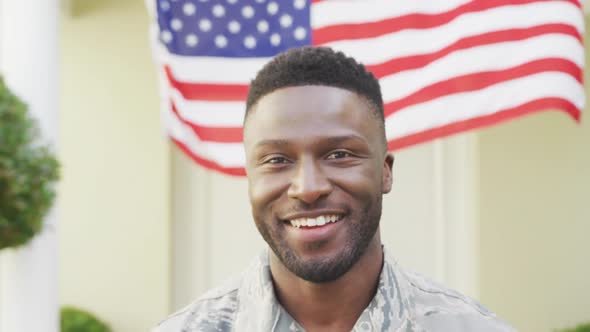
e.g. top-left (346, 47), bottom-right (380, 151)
top-left (254, 197), bottom-right (383, 283)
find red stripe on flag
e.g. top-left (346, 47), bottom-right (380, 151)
top-left (171, 138), bottom-right (246, 176)
top-left (384, 58), bottom-right (582, 117)
top-left (171, 101), bottom-right (243, 142)
top-left (312, 0), bottom-right (580, 45)
top-left (165, 65), bottom-right (249, 101)
top-left (367, 24), bottom-right (582, 79)
top-left (388, 97), bottom-right (581, 151)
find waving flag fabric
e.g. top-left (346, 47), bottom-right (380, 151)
top-left (148, 0), bottom-right (585, 176)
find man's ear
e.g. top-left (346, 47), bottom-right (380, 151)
top-left (382, 153), bottom-right (394, 193)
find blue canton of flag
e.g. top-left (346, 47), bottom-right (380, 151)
top-left (157, 0), bottom-right (312, 57)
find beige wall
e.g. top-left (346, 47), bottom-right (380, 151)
top-left (478, 19), bottom-right (590, 331)
top-left (59, 1), bottom-right (170, 331)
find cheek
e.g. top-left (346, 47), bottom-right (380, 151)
top-left (249, 175), bottom-right (289, 215)
top-left (330, 165), bottom-right (382, 196)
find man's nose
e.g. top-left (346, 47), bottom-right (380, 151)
top-left (287, 158), bottom-right (332, 204)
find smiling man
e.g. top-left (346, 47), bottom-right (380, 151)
top-left (155, 47), bottom-right (513, 332)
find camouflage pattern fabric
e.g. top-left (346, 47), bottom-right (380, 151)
top-left (154, 248), bottom-right (515, 331)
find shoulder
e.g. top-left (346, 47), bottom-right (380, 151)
top-left (154, 252), bottom-right (272, 332)
top-left (152, 276), bottom-right (242, 332)
top-left (404, 271), bottom-right (515, 332)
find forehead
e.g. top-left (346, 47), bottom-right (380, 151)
top-left (244, 85), bottom-right (382, 150)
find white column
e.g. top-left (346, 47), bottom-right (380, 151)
top-left (171, 149), bottom-right (213, 309)
top-left (0, 1), bottom-right (60, 332)
top-left (432, 134), bottom-right (480, 298)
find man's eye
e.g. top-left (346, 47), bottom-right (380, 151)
top-left (266, 157), bottom-right (288, 164)
top-left (326, 151), bottom-right (351, 159)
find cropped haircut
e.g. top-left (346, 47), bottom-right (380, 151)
top-left (245, 46), bottom-right (384, 125)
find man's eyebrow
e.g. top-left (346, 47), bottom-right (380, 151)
top-left (253, 139), bottom-right (291, 149)
top-left (254, 135), bottom-right (368, 149)
top-left (323, 135), bottom-right (368, 145)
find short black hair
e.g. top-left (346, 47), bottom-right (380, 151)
top-left (245, 46), bottom-right (384, 123)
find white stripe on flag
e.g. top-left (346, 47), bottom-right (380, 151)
top-left (379, 34), bottom-right (583, 103)
top-left (171, 89), bottom-right (245, 127)
top-left (386, 72), bottom-right (584, 139)
top-left (166, 104), bottom-right (246, 167)
top-left (323, 1), bottom-right (582, 64)
top-left (312, 0), bottom-right (474, 29)
top-left (159, 47), bottom-right (270, 84)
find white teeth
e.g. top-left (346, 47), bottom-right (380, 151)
top-left (289, 215), bottom-right (341, 228)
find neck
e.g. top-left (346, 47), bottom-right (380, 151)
top-left (269, 235), bottom-right (383, 332)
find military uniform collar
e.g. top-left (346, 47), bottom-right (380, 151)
top-left (235, 247), bottom-right (418, 331)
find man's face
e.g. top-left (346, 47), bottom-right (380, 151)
top-left (244, 85), bottom-right (393, 283)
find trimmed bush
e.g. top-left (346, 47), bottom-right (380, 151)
top-left (61, 307), bottom-right (112, 332)
top-left (557, 323), bottom-right (590, 332)
top-left (0, 76), bottom-right (59, 249)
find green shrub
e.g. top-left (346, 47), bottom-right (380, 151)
top-left (0, 76), bottom-right (60, 249)
top-left (61, 307), bottom-right (112, 332)
top-left (556, 322), bottom-right (590, 332)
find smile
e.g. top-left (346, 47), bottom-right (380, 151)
top-left (289, 215), bottom-right (342, 228)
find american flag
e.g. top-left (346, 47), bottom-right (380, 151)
top-left (147, 0), bottom-right (585, 176)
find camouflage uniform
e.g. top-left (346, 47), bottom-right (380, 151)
top-left (154, 248), bottom-right (515, 331)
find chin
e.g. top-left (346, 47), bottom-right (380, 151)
top-left (278, 245), bottom-right (361, 283)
